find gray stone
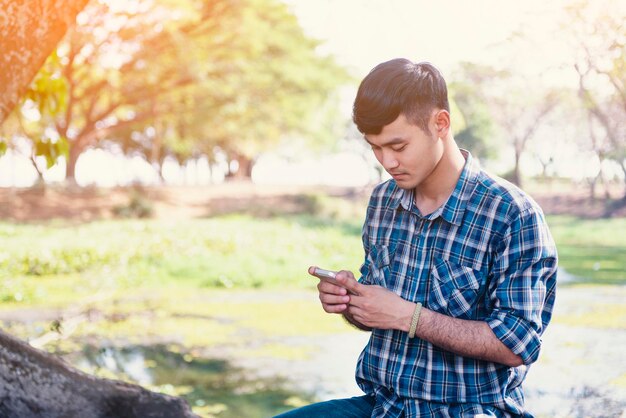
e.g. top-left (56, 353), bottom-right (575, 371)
top-left (0, 330), bottom-right (198, 418)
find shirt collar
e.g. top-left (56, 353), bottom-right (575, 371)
top-left (387, 149), bottom-right (479, 225)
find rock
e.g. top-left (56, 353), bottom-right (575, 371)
top-left (0, 330), bottom-right (198, 418)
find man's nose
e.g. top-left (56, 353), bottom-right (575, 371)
top-left (381, 150), bottom-right (399, 170)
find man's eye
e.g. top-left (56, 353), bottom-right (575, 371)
top-left (393, 145), bottom-right (407, 152)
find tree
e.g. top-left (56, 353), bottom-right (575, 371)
top-left (451, 62), bottom-right (559, 187)
top-left (495, 82), bottom-right (560, 187)
top-left (10, 0), bottom-right (348, 184)
top-left (0, 330), bottom-right (197, 417)
top-left (568, 0), bottom-right (626, 198)
top-left (42, 0), bottom-right (218, 182)
top-left (0, 0), bottom-right (89, 125)
top-left (158, 0), bottom-right (350, 179)
top-left (450, 62), bottom-right (500, 163)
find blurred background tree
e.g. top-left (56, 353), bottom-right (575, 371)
top-left (2, 0), bottom-right (349, 184)
top-left (568, 0), bottom-right (626, 199)
top-left (449, 62), bottom-right (501, 163)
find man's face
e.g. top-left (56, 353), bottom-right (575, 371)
top-left (364, 113), bottom-right (443, 191)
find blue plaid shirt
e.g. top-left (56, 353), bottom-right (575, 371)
top-left (355, 151), bottom-right (558, 417)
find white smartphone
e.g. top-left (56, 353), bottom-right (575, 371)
top-left (309, 266), bottom-right (341, 286)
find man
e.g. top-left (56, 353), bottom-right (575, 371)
top-left (276, 58), bottom-right (557, 417)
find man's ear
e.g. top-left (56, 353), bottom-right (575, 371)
top-left (434, 109), bottom-right (450, 138)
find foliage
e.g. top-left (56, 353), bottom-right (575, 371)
top-left (13, 0), bottom-right (349, 182)
top-left (0, 198), bottom-right (365, 302)
top-left (449, 62), bottom-right (500, 162)
top-left (1, 52), bottom-right (70, 172)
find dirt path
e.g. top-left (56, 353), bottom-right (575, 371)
top-left (2, 183), bottom-right (625, 222)
top-left (0, 183), bottom-right (360, 222)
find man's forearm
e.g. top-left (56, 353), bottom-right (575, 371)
top-left (414, 307), bottom-right (522, 367)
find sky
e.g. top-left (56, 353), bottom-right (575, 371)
top-left (283, 0), bottom-right (575, 80)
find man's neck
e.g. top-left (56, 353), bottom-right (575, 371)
top-left (414, 139), bottom-right (466, 216)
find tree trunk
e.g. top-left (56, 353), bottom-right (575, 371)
top-left (0, 329), bottom-right (198, 418)
top-left (0, 0), bottom-right (90, 124)
top-left (588, 171), bottom-right (600, 201)
top-left (225, 153), bottom-right (254, 180)
top-left (29, 154), bottom-right (46, 186)
top-left (512, 149), bottom-right (523, 187)
top-left (65, 140), bottom-right (84, 183)
top-left (619, 158), bottom-right (626, 201)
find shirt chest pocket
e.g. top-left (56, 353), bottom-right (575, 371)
top-left (427, 257), bottom-right (484, 320)
top-left (365, 244), bottom-right (394, 286)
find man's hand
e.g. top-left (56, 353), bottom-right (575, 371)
top-left (336, 272), bottom-right (415, 332)
top-left (312, 267), bottom-right (352, 314)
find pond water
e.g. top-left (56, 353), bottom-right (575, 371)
top-left (63, 344), bottom-right (314, 418)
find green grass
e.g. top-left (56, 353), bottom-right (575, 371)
top-left (0, 199), bottom-right (366, 354)
top-left (547, 215), bottom-right (626, 284)
top-left (0, 213), bottom-right (364, 304)
top-left (2, 212), bottom-right (624, 308)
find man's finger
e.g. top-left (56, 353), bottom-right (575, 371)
top-left (347, 305), bottom-right (364, 322)
top-left (335, 270), bottom-right (362, 294)
top-left (320, 293), bottom-right (350, 305)
top-left (317, 280), bottom-right (347, 295)
top-left (323, 303), bottom-right (347, 314)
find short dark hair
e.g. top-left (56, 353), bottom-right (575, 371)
top-left (352, 58), bottom-right (450, 135)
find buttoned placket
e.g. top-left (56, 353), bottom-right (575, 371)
top-left (391, 208), bottom-right (433, 394)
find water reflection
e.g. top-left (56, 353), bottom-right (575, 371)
top-left (63, 344), bottom-right (314, 418)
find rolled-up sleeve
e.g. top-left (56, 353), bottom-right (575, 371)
top-left (486, 207), bottom-right (558, 365)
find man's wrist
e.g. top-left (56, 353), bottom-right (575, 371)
top-left (408, 302), bottom-right (423, 338)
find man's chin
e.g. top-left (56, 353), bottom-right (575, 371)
top-left (392, 176), bottom-right (415, 189)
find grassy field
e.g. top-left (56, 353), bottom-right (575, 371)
top-left (0, 214), bottom-right (363, 303)
top-left (547, 215), bottom-right (626, 284)
top-left (1, 211), bottom-right (623, 301)
top-left (0, 197), bottom-right (624, 417)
